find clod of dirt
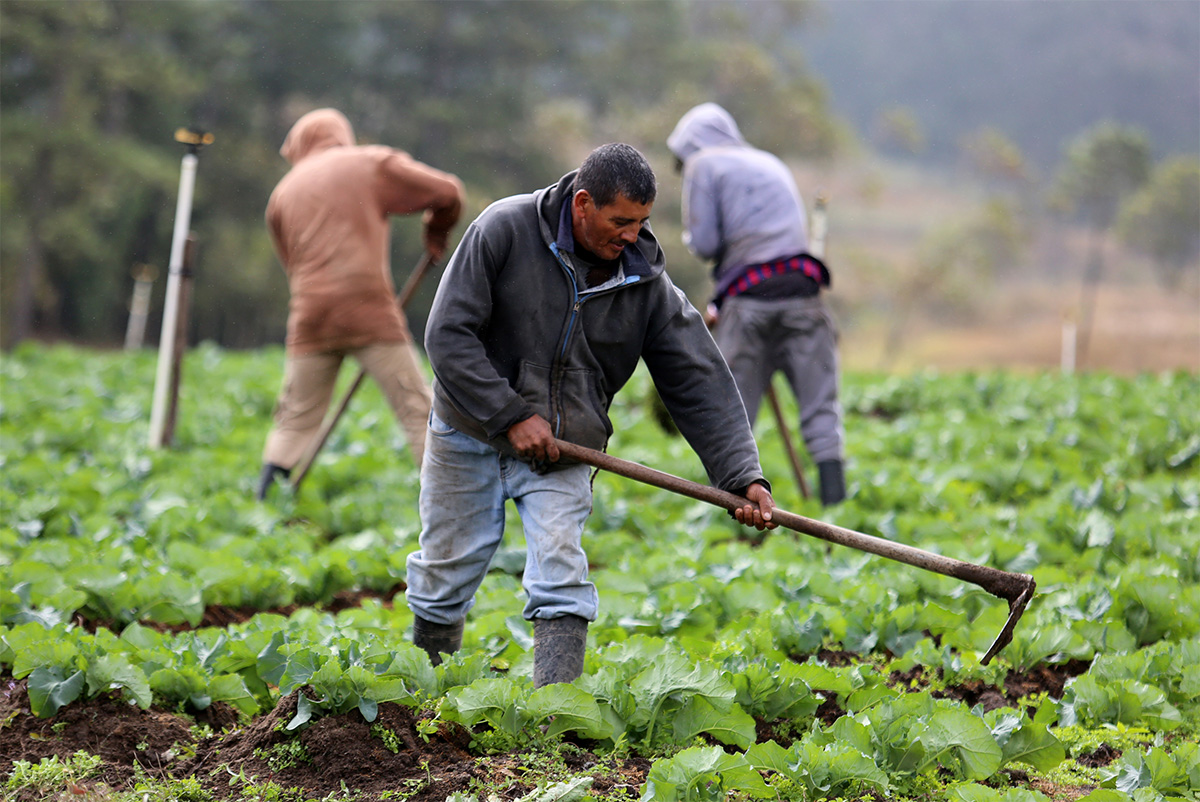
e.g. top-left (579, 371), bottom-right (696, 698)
top-left (0, 677), bottom-right (197, 796)
top-left (1077, 743), bottom-right (1121, 767)
top-left (178, 690), bottom-right (501, 801)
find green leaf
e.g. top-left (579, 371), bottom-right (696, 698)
top-left (639, 746), bottom-right (772, 802)
top-left (744, 740), bottom-right (793, 774)
top-left (1077, 791), bottom-right (1133, 802)
top-left (208, 673), bottom-right (260, 716)
top-left (288, 692), bottom-right (315, 730)
top-left (816, 740), bottom-right (891, 795)
top-left (11, 634), bottom-right (79, 679)
top-left (27, 666), bottom-right (84, 717)
top-left (525, 683), bottom-right (611, 741)
top-left (444, 678), bottom-right (526, 736)
top-left (750, 734), bottom-right (890, 797)
top-left (365, 675), bottom-right (418, 708)
top-left (516, 777), bottom-right (593, 802)
top-left (1102, 746), bottom-right (1196, 797)
top-left (357, 696), bottom-right (378, 723)
top-left (945, 781), bottom-right (1003, 801)
top-left (85, 653), bottom-right (152, 709)
top-left (731, 662), bottom-right (820, 720)
top-left (922, 707), bottom-right (1004, 780)
top-left (256, 631), bottom-right (288, 686)
top-left (278, 647), bottom-right (324, 694)
top-left (671, 696), bottom-right (756, 750)
top-left (384, 644), bottom-right (439, 698)
top-left (629, 650), bottom-right (733, 743)
top-left (986, 709), bottom-right (1066, 772)
top-left (149, 666), bottom-right (207, 706)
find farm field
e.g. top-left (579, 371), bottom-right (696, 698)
top-left (1, 343), bottom-right (1198, 802)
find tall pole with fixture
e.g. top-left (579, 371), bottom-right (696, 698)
top-left (148, 127), bottom-right (212, 449)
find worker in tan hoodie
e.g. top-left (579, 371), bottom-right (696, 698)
top-left (257, 108), bottom-right (464, 500)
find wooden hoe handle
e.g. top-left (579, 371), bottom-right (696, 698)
top-left (554, 439), bottom-right (1036, 664)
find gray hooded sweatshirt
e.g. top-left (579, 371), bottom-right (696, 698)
top-left (667, 103), bottom-right (809, 286)
top-left (423, 169), bottom-right (767, 494)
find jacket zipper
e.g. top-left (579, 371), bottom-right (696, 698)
top-left (548, 242), bottom-right (581, 437)
top-left (547, 241), bottom-right (643, 438)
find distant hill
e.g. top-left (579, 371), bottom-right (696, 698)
top-left (798, 0), bottom-right (1200, 169)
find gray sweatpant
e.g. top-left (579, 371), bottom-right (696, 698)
top-left (712, 294), bottom-right (844, 464)
top-left (262, 341), bottom-right (432, 469)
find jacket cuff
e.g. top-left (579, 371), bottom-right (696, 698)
top-left (482, 397), bottom-right (536, 440)
top-left (730, 477), bottom-right (771, 498)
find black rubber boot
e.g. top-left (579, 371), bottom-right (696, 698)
top-left (256, 463), bottom-right (291, 501)
top-left (533, 615), bottom-right (588, 688)
top-left (817, 459), bottom-right (846, 507)
top-left (412, 616), bottom-right (463, 666)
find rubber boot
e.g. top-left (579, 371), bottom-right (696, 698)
top-left (412, 616), bottom-right (463, 666)
top-left (533, 615), bottom-right (588, 688)
top-left (817, 459), bottom-right (846, 507)
top-left (256, 463), bottom-right (291, 501)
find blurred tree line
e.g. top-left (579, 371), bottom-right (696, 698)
top-left (0, 0), bottom-right (842, 350)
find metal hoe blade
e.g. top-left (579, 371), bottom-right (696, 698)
top-left (981, 576), bottom-right (1036, 665)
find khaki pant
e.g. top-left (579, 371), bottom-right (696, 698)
top-left (262, 341), bottom-right (432, 469)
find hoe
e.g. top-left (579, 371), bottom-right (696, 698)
top-left (554, 439), bottom-right (1036, 665)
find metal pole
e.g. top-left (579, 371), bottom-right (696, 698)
top-left (163, 234), bottom-right (197, 447)
top-left (148, 152), bottom-right (198, 448)
top-left (148, 128), bottom-right (211, 449)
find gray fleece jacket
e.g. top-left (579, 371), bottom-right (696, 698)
top-left (423, 169), bottom-right (766, 493)
top-left (667, 103), bottom-right (809, 281)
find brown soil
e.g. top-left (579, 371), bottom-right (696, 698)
top-left (177, 691), bottom-right (488, 801)
top-left (1077, 743), bottom-right (1121, 768)
top-left (0, 603), bottom-right (1097, 801)
top-left (0, 677), bottom-right (196, 798)
top-left (1, 676), bottom-right (650, 802)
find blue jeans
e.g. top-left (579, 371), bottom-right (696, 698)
top-left (405, 412), bottom-right (599, 626)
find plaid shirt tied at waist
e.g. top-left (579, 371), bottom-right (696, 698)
top-left (711, 252), bottom-right (831, 307)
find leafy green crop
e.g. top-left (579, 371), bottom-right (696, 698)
top-left (3, 345), bottom-right (1198, 798)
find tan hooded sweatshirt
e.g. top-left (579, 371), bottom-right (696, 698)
top-left (266, 108), bottom-right (463, 355)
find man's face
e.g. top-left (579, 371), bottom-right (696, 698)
top-left (571, 190), bottom-right (653, 261)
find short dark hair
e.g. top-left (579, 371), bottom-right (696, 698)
top-left (576, 143), bottom-right (657, 208)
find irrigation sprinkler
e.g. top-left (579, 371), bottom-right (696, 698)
top-left (148, 127), bottom-right (212, 449)
top-left (554, 438), bottom-right (1036, 665)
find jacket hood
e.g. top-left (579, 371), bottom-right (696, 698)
top-left (666, 102), bottom-right (746, 162)
top-left (280, 108), bottom-right (355, 165)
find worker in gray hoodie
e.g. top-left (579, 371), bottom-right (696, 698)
top-left (667, 102), bottom-right (846, 506)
